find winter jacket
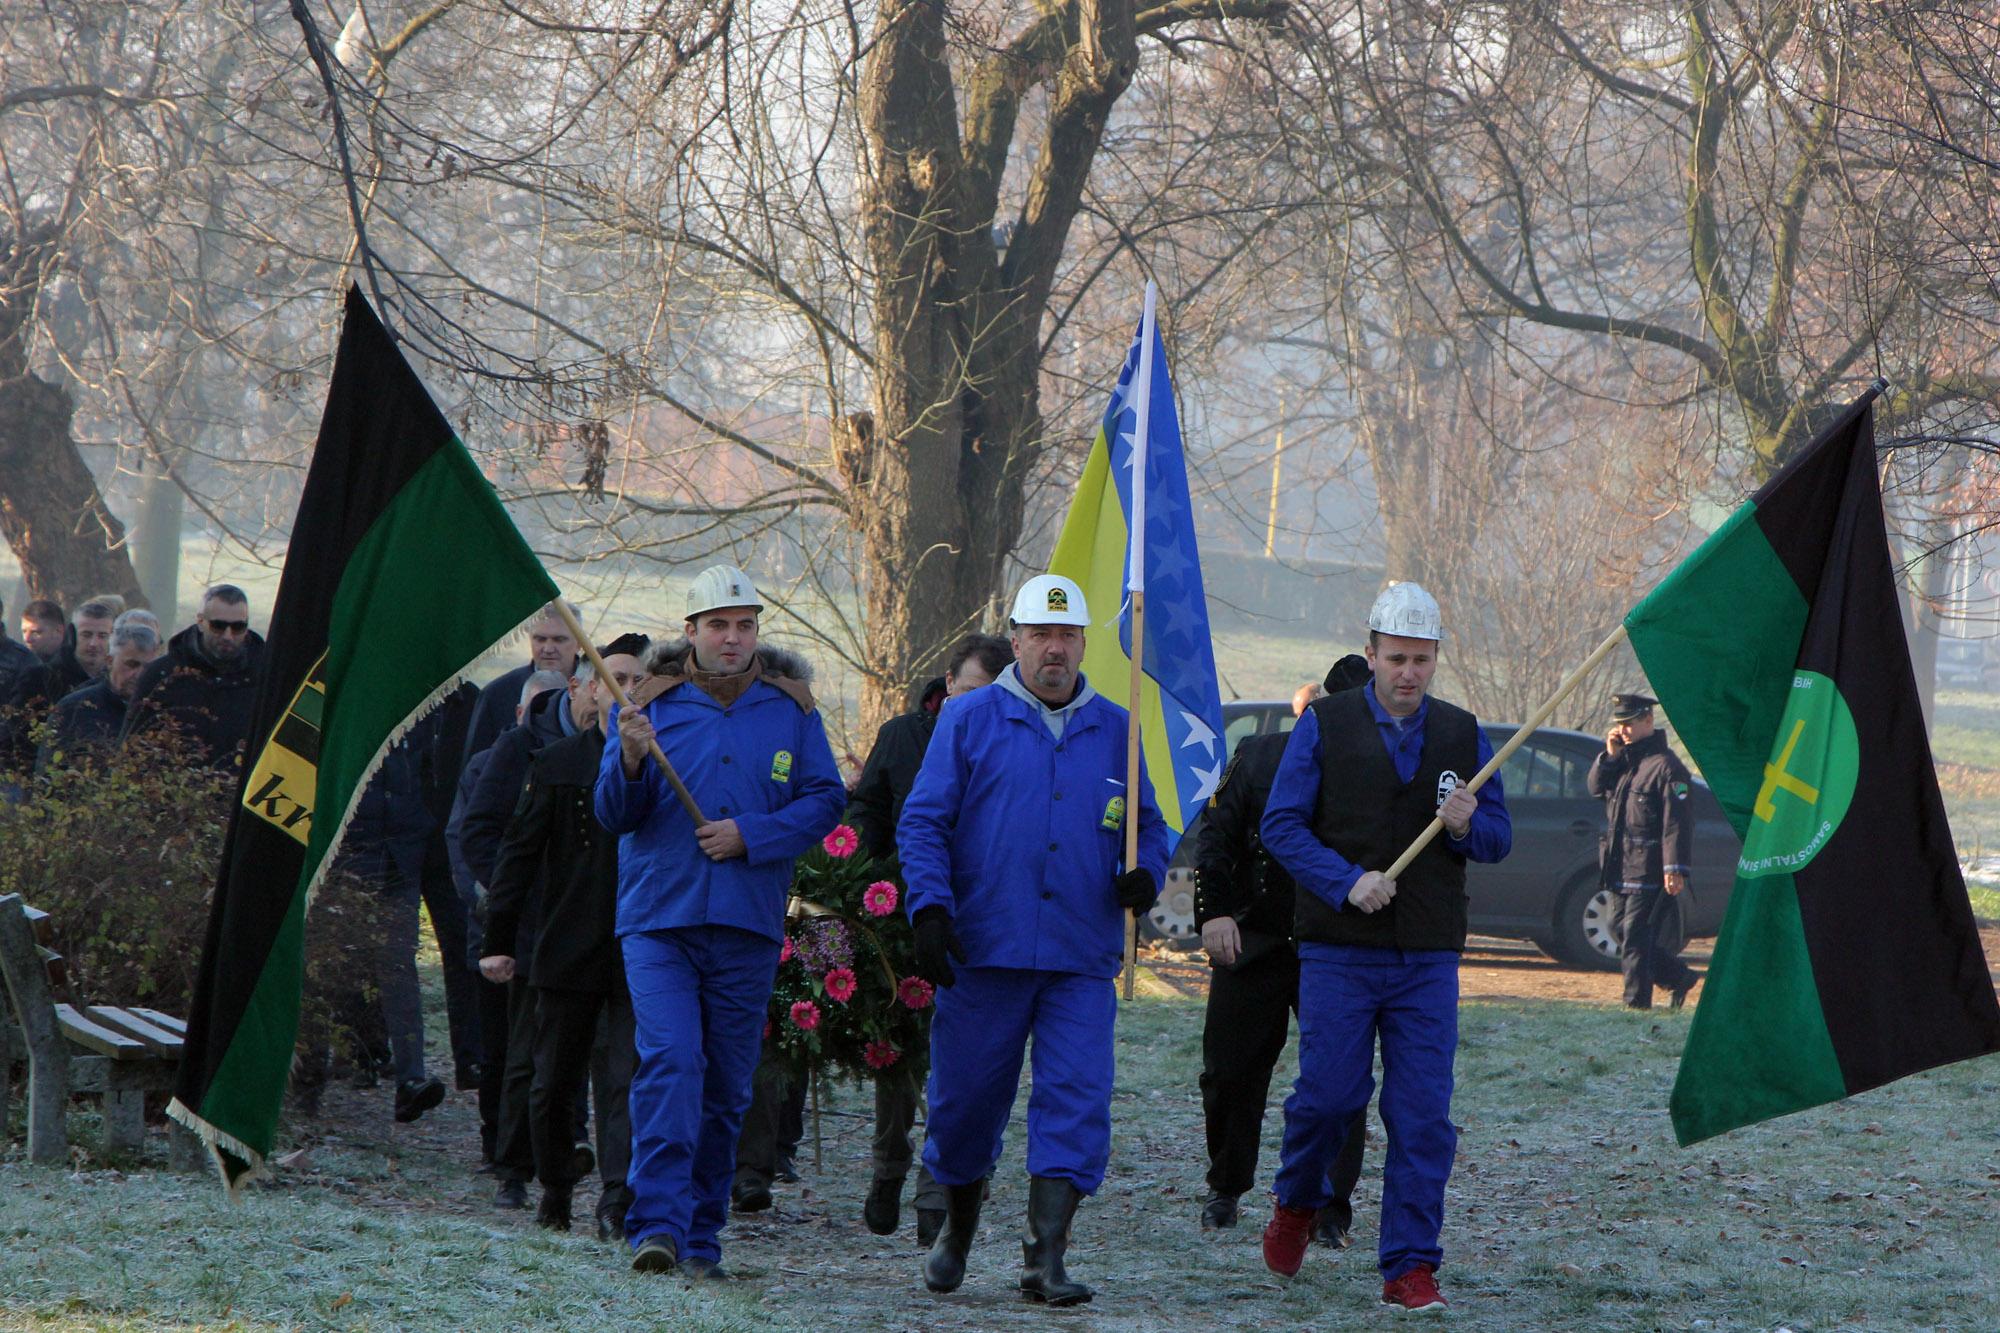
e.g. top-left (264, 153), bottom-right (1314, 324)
top-left (446, 747), bottom-right (494, 966)
top-left (897, 664), bottom-right (1170, 980)
top-left (594, 640), bottom-right (845, 944)
top-left (1587, 731), bottom-right (1694, 892)
top-left (0, 637), bottom-right (36, 700)
top-left (341, 727), bottom-right (439, 891)
top-left (1193, 730), bottom-right (1297, 962)
top-left (847, 705), bottom-right (938, 859)
top-left (463, 662), bottom-right (539, 768)
top-left (486, 723), bottom-right (623, 994)
top-left (461, 684), bottom-right (576, 887)
top-left (121, 623), bottom-right (266, 768)
top-left (0, 649), bottom-right (91, 777)
top-left (33, 680), bottom-right (129, 776)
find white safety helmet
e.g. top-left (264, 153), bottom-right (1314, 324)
top-left (1010, 574), bottom-right (1091, 627)
top-left (685, 563), bottom-right (764, 619)
top-left (1367, 582), bottom-right (1443, 641)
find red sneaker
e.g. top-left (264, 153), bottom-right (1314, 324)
top-left (1261, 1201), bottom-right (1316, 1277)
top-left (1381, 1264), bottom-right (1448, 1312)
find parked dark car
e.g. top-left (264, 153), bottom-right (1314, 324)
top-left (1147, 700), bottom-right (1743, 970)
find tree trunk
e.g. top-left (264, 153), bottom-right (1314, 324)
top-left (851, 0), bottom-right (1138, 734)
top-left (0, 367), bottom-right (144, 609)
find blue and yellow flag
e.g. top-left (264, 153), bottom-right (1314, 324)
top-left (1050, 286), bottom-right (1225, 847)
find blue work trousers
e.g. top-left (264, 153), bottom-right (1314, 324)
top-left (922, 966), bottom-right (1116, 1194)
top-left (1274, 952), bottom-right (1458, 1281)
top-left (622, 924), bottom-right (780, 1262)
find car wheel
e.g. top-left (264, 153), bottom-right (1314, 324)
top-left (1551, 875), bottom-right (1623, 971)
top-left (1144, 866), bottom-right (1199, 943)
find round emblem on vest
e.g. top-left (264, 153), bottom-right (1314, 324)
top-left (1436, 770), bottom-right (1461, 807)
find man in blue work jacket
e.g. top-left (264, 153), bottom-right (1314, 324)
top-left (595, 563), bottom-right (845, 1279)
top-left (898, 573), bottom-right (1169, 1308)
top-left (1258, 582), bottom-right (1511, 1314)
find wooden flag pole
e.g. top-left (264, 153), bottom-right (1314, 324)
top-left (1123, 589), bottom-right (1147, 1002)
top-left (1383, 623), bottom-right (1630, 881)
top-left (549, 599), bottom-right (707, 825)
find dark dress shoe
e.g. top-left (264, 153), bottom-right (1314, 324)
top-left (596, 1200), bottom-right (629, 1243)
top-left (1312, 1210), bottom-right (1353, 1248)
top-left (631, 1236), bottom-right (677, 1274)
top-left (1671, 971), bottom-right (1702, 1009)
top-left (393, 1076), bottom-right (446, 1123)
top-left (863, 1176), bottom-right (904, 1236)
top-left (535, 1190), bottom-right (572, 1232)
top-left (494, 1179), bottom-right (529, 1210)
top-left (681, 1257), bottom-right (729, 1281)
top-left (774, 1152), bottom-right (800, 1184)
top-left (1200, 1192), bottom-right (1239, 1230)
top-left (731, 1179), bottom-right (773, 1213)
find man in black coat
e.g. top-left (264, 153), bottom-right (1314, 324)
top-left (1587, 692), bottom-right (1702, 1010)
top-left (121, 584), bottom-right (265, 769)
top-left (481, 634), bottom-right (648, 1237)
top-left (1194, 662), bottom-right (1368, 1243)
top-left (464, 663), bottom-right (599, 1208)
top-left (451, 671), bottom-right (567, 1175)
top-left (460, 602), bottom-right (581, 767)
top-left (0, 593), bottom-right (48, 698)
top-left (1, 597), bottom-right (111, 781)
top-left (35, 621), bottom-right (162, 776)
top-left (418, 681), bottom-right (483, 1092)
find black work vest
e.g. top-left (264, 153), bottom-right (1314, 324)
top-left (1294, 687), bottom-right (1480, 952)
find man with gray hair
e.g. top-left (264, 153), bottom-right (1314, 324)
top-left (123, 583), bottom-right (266, 768)
top-left (35, 621), bottom-right (164, 776)
top-left (462, 602), bottom-right (583, 766)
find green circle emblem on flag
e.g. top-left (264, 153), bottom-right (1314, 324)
top-left (1737, 670), bottom-right (1859, 879)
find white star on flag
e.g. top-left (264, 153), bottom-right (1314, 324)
top-left (1188, 756), bottom-right (1225, 803)
top-left (1179, 709), bottom-right (1216, 757)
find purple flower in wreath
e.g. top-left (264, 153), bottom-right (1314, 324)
top-left (794, 916), bottom-right (854, 974)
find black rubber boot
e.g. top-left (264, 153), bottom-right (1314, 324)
top-left (864, 1176), bottom-right (904, 1236)
top-left (1019, 1176), bottom-right (1092, 1306)
top-left (923, 1180), bottom-right (986, 1293)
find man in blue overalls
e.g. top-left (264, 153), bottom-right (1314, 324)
top-left (1259, 582), bottom-right (1511, 1313)
top-left (596, 564), bottom-right (845, 1278)
top-left (898, 573), bottom-right (1169, 1307)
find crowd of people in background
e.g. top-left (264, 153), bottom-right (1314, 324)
top-left (2, 569), bottom-right (1713, 1313)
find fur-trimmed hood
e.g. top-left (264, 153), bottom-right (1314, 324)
top-left (634, 638), bottom-right (816, 712)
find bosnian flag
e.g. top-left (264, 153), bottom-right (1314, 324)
top-left (1049, 282), bottom-right (1226, 847)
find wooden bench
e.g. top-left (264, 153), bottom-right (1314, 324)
top-left (0, 892), bottom-right (199, 1166)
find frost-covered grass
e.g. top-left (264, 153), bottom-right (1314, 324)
top-left (9, 988), bottom-right (1997, 1331)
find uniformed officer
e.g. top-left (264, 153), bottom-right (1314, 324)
top-left (1194, 671), bottom-right (1366, 1244)
top-left (595, 565), bottom-right (846, 1278)
top-left (1257, 583), bottom-right (1511, 1313)
top-left (1587, 692), bottom-right (1702, 1010)
top-left (898, 573), bottom-right (1169, 1307)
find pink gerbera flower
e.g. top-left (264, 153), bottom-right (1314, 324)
top-left (863, 1040), bottom-right (900, 1070)
top-left (897, 976), bottom-right (934, 1010)
top-left (822, 825), bottom-right (860, 858)
top-left (824, 967), bottom-right (858, 1003)
top-left (862, 881), bottom-right (899, 917)
top-left (789, 1000), bottom-right (821, 1031)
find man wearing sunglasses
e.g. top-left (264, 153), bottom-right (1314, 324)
top-left (122, 583), bottom-right (266, 767)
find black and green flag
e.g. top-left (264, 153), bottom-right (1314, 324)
top-left (169, 289), bottom-right (558, 1190)
top-left (1625, 388), bottom-right (2000, 1146)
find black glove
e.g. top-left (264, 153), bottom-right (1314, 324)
top-left (911, 905), bottom-right (967, 988)
top-left (1114, 868), bottom-right (1158, 911)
